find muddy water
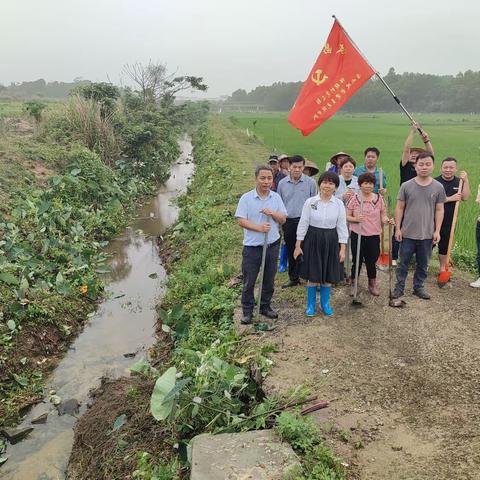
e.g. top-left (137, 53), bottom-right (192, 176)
top-left (2, 137), bottom-right (194, 480)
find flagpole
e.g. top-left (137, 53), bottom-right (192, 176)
top-left (332, 14), bottom-right (424, 134)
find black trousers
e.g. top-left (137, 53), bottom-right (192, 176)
top-left (282, 218), bottom-right (300, 281)
top-left (241, 239), bottom-right (280, 315)
top-left (350, 232), bottom-right (380, 279)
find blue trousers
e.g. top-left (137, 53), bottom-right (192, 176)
top-left (395, 237), bottom-right (432, 292)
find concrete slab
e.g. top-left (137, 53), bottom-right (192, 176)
top-left (190, 429), bottom-right (301, 480)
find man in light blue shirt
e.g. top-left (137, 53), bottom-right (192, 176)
top-left (354, 147), bottom-right (387, 194)
top-left (235, 165), bottom-right (288, 324)
top-left (277, 155), bottom-right (317, 287)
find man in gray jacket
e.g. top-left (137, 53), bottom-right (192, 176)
top-left (277, 155), bottom-right (317, 288)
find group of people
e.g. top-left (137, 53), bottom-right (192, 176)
top-left (235, 124), bottom-right (480, 324)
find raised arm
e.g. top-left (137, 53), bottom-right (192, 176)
top-left (402, 124), bottom-right (416, 166)
top-left (459, 171), bottom-right (471, 201)
top-left (420, 129), bottom-right (434, 156)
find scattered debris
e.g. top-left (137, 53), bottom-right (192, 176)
top-left (57, 399), bottom-right (80, 416)
top-left (31, 412), bottom-right (49, 424)
top-left (227, 273), bottom-right (243, 288)
top-left (0, 426), bottom-right (34, 444)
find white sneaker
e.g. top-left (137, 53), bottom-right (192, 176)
top-left (470, 278), bottom-right (480, 288)
top-left (392, 260), bottom-right (397, 266)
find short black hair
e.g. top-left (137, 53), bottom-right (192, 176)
top-left (318, 171), bottom-right (340, 188)
top-left (255, 165), bottom-right (273, 177)
top-left (339, 156), bottom-right (356, 169)
top-left (358, 172), bottom-right (376, 186)
top-left (289, 155), bottom-right (306, 165)
top-left (364, 147), bottom-right (380, 157)
top-left (442, 156), bottom-right (457, 164)
top-left (417, 151), bottom-right (435, 163)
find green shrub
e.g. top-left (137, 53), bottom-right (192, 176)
top-left (23, 101), bottom-right (47, 123)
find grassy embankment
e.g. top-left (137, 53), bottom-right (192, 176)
top-left (231, 112), bottom-right (480, 271)
top-left (67, 115), bottom-right (347, 479)
top-left (0, 95), bottom-right (181, 426)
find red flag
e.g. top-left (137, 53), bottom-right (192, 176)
top-left (288, 20), bottom-right (375, 136)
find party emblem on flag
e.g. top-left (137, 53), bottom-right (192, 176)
top-left (288, 19), bottom-right (375, 136)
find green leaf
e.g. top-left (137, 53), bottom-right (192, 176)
top-left (0, 272), bottom-right (19, 285)
top-left (13, 374), bottom-right (28, 387)
top-left (170, 304), bottom-right (184, 321)
top-left (0, 456), bottom-right (8, 465)
top-left (111, 414), bottom-right (127, 433)
top-left (7, 320), bottom-right (16, 331)
top-left (161, 377), bottom-right (190, 404)
top-left (150, 367), bottom-right (177, 421)
top-left (51, 176), bottom-right (62, 186)
top-left (130, 358), bottom-right (158, 377)
top-left (20, 277), bottom-right (29, 291)
top-left (159, 308), bottom-right (170, 325)
top-left (55, 271), bottom-right (70, 295)
top-left (70, 168), bottom-right (82, 176)
top-left (38, 201), bottom-right (51, 215)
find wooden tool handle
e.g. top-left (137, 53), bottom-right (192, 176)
top-left (445, 179), bottom-right (464, 265)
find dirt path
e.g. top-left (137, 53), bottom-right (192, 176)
top-left (217, 118), bottom-right (480, 479)
top-left (240, 267), bottom-right (479, 479)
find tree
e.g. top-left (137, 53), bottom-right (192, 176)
top-left (122, 61), bottom-right (207, 106)
top-left (72, 82), bottom-right (120, 117)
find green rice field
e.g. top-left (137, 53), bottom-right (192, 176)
top-left (228, 112), bottom-right (480, 263)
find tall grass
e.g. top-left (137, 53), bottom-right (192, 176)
top-left (44, 95), bottom-right (121, 165)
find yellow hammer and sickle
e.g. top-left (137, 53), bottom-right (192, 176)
top-left (311, 69), bottom-right (328, 86)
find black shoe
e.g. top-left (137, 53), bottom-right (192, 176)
top-left (391, 288), bottom-right (404, 299)
top-left (413, 289), bottom-right (430, 300)
top-left (241, 313), bottom-right (253, 325)
top-left (282, 279), bottom-right (300, 288)
top-left (260, 307), bottom-right (278, 319)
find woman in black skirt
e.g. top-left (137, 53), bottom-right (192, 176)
top-left (294, 172), bottom-right (348, 316)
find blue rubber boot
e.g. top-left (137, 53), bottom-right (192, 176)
top-left (278, 243), bottom-right (288, 273)
top-left (319, 286), bottom-right (334, 316)
top-left (305, 286), bottom-right (317, 317)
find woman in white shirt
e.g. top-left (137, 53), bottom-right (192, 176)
top-left (335, 156), bottom-right (359, 203)
top-left (294, 172), bottom-right (348, 316)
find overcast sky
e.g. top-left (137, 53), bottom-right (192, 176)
top-left (2, 0), bottom-right (479, 97)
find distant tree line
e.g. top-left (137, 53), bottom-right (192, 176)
top-left (226, 68), bottom-right (480, 113)
top-left (0, 78), bottom-right (91, 99)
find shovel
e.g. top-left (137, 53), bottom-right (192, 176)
top-left (376, 169), bottom-right (389, 268)
top-left (387, 197), bottom-right (406, 308)
top-left (255, 231), bottom-right (269, 319)
top-left (345, 222), bottom-right (351, 285)
top-left (351, 195), bottom-right (363, 307)
top-left (437, 179), bottom-right (463, 287)
top-left (388, 222), bottom-right (406, 308)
